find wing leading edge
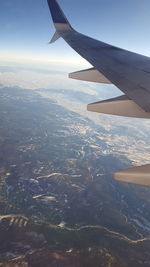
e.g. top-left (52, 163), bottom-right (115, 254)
top-left (47, 0), bottom-right (150, 187)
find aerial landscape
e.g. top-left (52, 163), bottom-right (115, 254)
top-left (0, 82), bottom-right (150, 266)
top-left (0, 0), bottom-right (150, 266)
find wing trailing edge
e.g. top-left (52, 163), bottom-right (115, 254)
top-left (87, 95), bottom-right (150, 118)
top-left (69, 68), bottom-right (111, 84)
top-left (114, 164), bottom-right (150, 187)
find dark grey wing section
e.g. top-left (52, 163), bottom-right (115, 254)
top-left (64, 32), bottom-right (150, 112)
top-left (47, 0), bottom-right (150, 113)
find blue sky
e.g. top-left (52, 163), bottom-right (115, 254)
top-left (1, 0), bottom-right (150, 68)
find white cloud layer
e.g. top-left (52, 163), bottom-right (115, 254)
top-left (0, 68), bottom-right (98, 95)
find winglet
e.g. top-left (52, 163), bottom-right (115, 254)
top-left (47, 0), bottom-right (74, 42)
top-left (47, 0), bottom-right (73, 26)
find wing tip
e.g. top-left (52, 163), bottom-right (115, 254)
top-left (47, 0), bottom-right (70, 25)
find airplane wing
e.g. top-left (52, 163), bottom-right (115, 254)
top-left (47, 0), bottom-right (150, 187)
